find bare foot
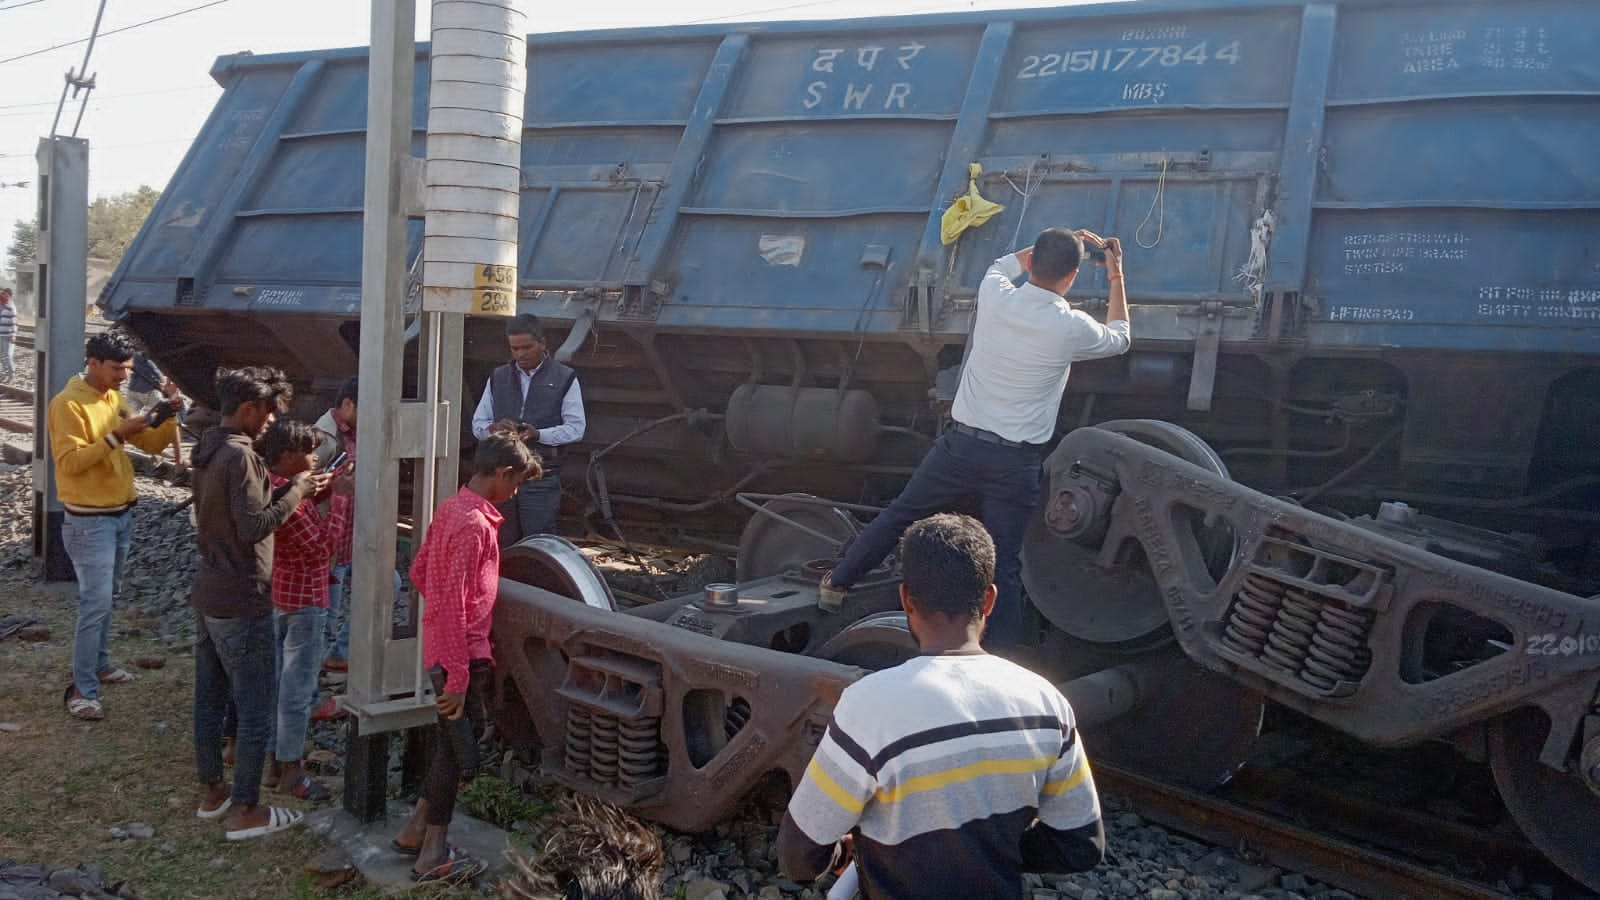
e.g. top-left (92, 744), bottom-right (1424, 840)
top-left (224, 802), bottom-right (270, 833)
top-left (198, 781), bottom-right (229, 815)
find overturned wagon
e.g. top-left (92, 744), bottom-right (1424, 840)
top-left (99, 0), bottom-right (1600, 888)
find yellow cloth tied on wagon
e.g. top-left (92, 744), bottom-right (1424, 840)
top-left (940, 163), bottom-right (1006, 245)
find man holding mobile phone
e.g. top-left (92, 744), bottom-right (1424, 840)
top-left (819, 228), bottom-right (1131, 654)
top-left (469, 314), bottom-right (586, 546)
top-left (47, 332), bottom-right (183, 721)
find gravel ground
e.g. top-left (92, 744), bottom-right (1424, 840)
top-left (0, 461), bottom-right (1356, 900)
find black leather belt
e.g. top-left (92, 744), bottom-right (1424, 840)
top-left (948, 422), bottom-right (1046, 451)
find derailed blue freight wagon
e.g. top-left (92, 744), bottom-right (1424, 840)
top-left (106, 0), bottom-right (1599, 542)
top-left (103, 0), bottom-right (1600, 885)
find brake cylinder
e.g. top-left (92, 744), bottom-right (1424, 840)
top-left (724, 384), bottom-right (880, 462)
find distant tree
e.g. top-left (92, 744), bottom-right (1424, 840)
top-left (87, 185), bottom-right (160, 261)
top-left (1, 186), bottom-right (160, 283)
top-left (4, 218), bottom-right (37, 282)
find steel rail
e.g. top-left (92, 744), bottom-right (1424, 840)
top-left (1094, 764), bottom-right (1512, 900)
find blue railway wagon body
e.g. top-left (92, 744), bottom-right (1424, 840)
top-left (104, 0), bottom-right (1600, 569)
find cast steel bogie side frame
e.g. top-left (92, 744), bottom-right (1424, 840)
top-left (1046, 427), bottom-right (1600, 769)
top-left (492, 579), bottom-right (879, 833)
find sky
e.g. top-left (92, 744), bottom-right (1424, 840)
top-left (0, 0), bottom-right (1108, 276)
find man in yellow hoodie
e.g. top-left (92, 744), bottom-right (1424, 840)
top-left (47, 331), bottom-right (181, 721)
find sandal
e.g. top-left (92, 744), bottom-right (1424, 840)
top-left (63, 685), bottom-right (104, 721)
top-left (390, 838), bottom-right (422, 857)
top-left (285, 774), bottom-right (332, 803)
top-left (224, 805), bottom-right (302, 841)
top-left (196, 797), bottom-right (232, 820)
top-left (98, 666), bottom-right (138, 684)
top-left (411, 846), bottom-right (485, 884)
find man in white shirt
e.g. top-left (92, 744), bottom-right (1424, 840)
top-left (821, 229), bottom-right (1130, 652)
top-left (470, 314), bottom-right (586, 546)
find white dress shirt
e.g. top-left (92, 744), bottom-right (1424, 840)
top-left (470, 359), bottom-right (587, 445)
top-left (950, 254), bottom-right (1131, 445)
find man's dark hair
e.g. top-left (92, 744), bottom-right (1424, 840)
top-left (85, 331), bottom-right (137, 364)
top-left (472, 431), bottom-right (541, 480)
top-left (336, 376), bottom-right (359, 407)
top-left (1029, 227), bottom-right (1086, 283)
top-left (506, 313), bottom-right (544, 341)
top-left (257, 419), bottom-right (320, 464)
top-left (898, 513), bottom-right (996, 620)
top-left (215, 366), bottom-right (293, 415)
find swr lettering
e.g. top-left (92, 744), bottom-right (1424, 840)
top-left (804, 81), bottom-right (913, 110)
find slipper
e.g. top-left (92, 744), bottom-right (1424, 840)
top-left (390, 838), bottom-right (421, 857)
top-left (0, 613), bottom-right (37, 639)
top-left (284, 774), bottom-right (332, 803)
top-left (98, 666), bottom-right (138, 684)
top-left (63, 686), bottom-right (104, 721)
top-left (411, 846), bottom-right (485, 884)
top-left (224, 805), bottom-right (302, 841)
top-left (196, 797), bottom-right (232, 820)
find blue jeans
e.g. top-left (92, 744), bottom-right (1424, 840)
top-left (497, 471), bottom-right (562, 547)
top-left (828, 429), bottom-right (1042, 651)
top-left (62, 510), bottom-right (134, 701)
top-left (325, 563), bottom-right (404, 663)
top-left (326, 563), bottom-right (351, 662)
top-left (194, 612), bottom-right (276, 806)
top-left (269, 607), bottom-right (327, 762)
top-left (0, 334), bottom-right (13, 380)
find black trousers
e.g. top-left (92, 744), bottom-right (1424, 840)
top-left (421, 659), bottom-right (490, 826)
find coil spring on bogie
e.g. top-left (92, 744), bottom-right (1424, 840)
top-left (725, 697), bottom-right (752, 740)
top-left (564, 704), bottom-right (592, 776)
top-left (617, 716), bottom-right (664, 790)
top-left (1221, 573), bottom-right (1375, 693)
top-left (590, 712), bottom-right (621, 786)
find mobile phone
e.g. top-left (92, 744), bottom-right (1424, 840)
top-left (146, 400), bottom-right (177, 428)
top-left (324, 450), bottom-right (349, 472)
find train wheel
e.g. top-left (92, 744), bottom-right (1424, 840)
top-left (814, 612), bottom-right (918, 670)
top-left (737, 493), bottom-right (859, 583)
top-left (1022, 419), bottom-right (1235, 652)
top-left (492, 535), bottom-right (617, 749)
top-left (501, 534), bottom-right (618, 611)
top-left (1065, 646), bottom-right (1265, 790)
top-left (1488, 706), bottom-right (1600, 890)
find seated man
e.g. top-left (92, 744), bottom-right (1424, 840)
top-left (778, 513), bottom-right (1105, 899)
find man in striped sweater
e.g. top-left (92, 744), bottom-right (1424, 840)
top-left (778, 513), bottom-right (1105, 899)
top-left (0, 287), bottom-right (16, 382)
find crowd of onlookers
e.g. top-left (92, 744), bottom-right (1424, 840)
top-left (47, 227), bottom-right (1126, 897)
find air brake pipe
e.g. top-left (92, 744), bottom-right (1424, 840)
top-left (1056, 663), bottom-right (1153, 729)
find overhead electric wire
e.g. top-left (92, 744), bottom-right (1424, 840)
top-left (0, 0), bottom-right (50, 11)
top-left (0, 0), bottom-right (236, 67)
top-left (0, 83), bottom-right (215, 111)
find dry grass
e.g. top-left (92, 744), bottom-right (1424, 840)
top-left (0, 581), bottom-right (385, 900)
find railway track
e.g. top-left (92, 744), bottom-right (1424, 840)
top-left (0, 383), bottom-right (32, 435)
top-left (1097, 763), bottom-right (1576, 900)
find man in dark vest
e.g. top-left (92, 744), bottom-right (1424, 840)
top-left (470, 314), bottom-right (586, 546)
